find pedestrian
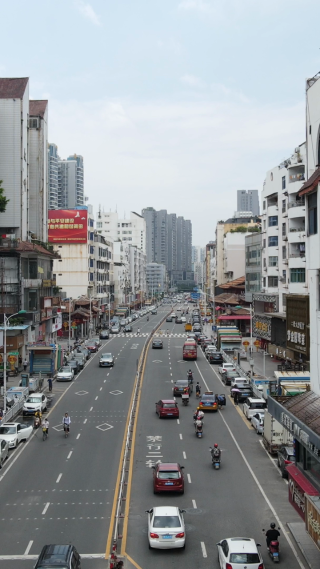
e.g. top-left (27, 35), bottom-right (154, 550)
top-left (47, 377), bottom-right (53, 392)
top-left (234, 391), bottom-right (239, 405)
top-left (23, 358), bottom-right (28, 371)
top-left (18, 355), bottom-right (22, 369)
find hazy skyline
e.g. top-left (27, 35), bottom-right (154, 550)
top-left (1, 0), bottom-right (319, 243)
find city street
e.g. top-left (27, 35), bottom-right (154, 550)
top-left (125, 317), bottom-right (307, 569)
top-left (0, 309), bottom-right (167, 569)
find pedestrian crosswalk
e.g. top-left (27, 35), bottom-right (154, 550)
top-left (113, 333), bottom-right (188, 338)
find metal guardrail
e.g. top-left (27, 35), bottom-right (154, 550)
top-left (109, 310), bottom-right (173, 567)
top-left (221, 350), bottom-right (264, 399)
top-left (2, 399), bottom-right (25, 423)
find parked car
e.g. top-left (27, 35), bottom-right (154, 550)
top-left (166, 316), bottom-right (173, 322)
top-left (152, 338), bottom-right (163, 349)
top-left (222, 370), bottom-right (239, 386)
top-left (153, 462), bottom-right (184, 493)
top-left (0, 439), bottom-right (9, 467)
top-left (146, 506), bottom-right (186, 549)
top-left (99, 353), bottom-right (114, 367)
top-left (243, 397), bottom-right (267, 420)
top-left (205, 345), bottom-right (217, 358)
top-left (23, 393), bottom-right (48, 416)
top-left (67, 359), bottom-right (81, 375)
top-left (120, 319), bottom-right (126, 327)
top-left (91, 337), bottom-right (101, 347)
top-left (56, 366), bottom-right (74, 382)
top-left (217, 537), bottom-right (263, 569)
top-left (73, 353), bottom-right (85, 369)
top-left (111, 325), bottom-right (120, 334)
top-left (124, 325), bottom-right (133, 333)
top-left (251, 412), bottom-right (265, 434)
top-left (156, 399), bottom-right (179, 418)
top-left (277, 445), bottom-right (295, 478)
top-left (218, 362), bottom-right (235, 375)
top-left (34, 545), bottom-right (81, 569)
top-left (85, 341), bottom-right (98, 352)
top-left (0, 422), bottom-right (33, 448)
top-left (201, 339), bottom-right (214, 352)
top-left (173, 379), bottom-right (193, 396)
top-left (77, 346), bottom-right (91, 360)
top-left (230, 377), bottom-right (249, 389)
top-left (235, 385), bottom-right (253, 403)
top-left (100, 330), bottom-right (109, 340)
top-left (208, 352), bottom-right (223, 365)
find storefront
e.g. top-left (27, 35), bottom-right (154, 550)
top-left (27, 342), bottom-right (58, 375)
top-left (305, 495), bottom-right (320, 549)
top-left (252, 314), bottom-right (271, 351)
top-left (286, 295), bottom-right (310, 364)
top-left (286, 464), bottom-right (319, 520)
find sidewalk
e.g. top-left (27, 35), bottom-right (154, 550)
top-left (288, 522), bottom-right (320, 569)
top-left (240, 350), bottom-right (279, 379)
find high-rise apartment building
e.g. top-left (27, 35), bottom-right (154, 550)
top-left (237, 190), bottom-right (260, 216)
top-left (29, 100), bottom-right (48, 242)
top-left (142, 207), bottom-right (193, 286)
top-left (58, 154), bottom-right (84, 208)
top-left (48, 143), bottom-right (59, 209)
top-left (96, 211), bottom-right (146, 253)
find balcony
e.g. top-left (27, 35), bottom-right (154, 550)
top-left (267, 204), bottom-right (278, 217)
top-left (288, 228), bottom-right (305, 243)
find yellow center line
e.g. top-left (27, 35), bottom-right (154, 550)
top-left (228, 395), bottom-right (254, 429)
top-left (126, 553), bottom-right (143, 569)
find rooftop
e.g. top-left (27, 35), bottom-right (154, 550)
top-left (283, 390), bottom-right (320, 436)
top-left (29, 99), bottom-right (48, 118)
top-left (0, 77), bottom-right (28, 99)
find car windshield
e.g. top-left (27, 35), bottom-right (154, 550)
top-left (0, 426), bottom-right (16, 434)
top-left (251, 403), bottom-right (266, 409)
top-left (162, 403), bottom-right (175, 408)
top-left (201, 395), bottom-right (215, 401)
top-left (26, 397), bottom-right (41, 403)
top-left (230, 553), bottom-right (260, 563)
top-left (59, 367), bottom-right (71, 372)
top-left (101, 354), bottom-right (112, 358)
top-left (158, 471), bottom-right (180, 479)
top-left (153, 516), bottom-right (181, 528)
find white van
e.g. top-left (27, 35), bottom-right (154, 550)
top-left (243, 397), bottom-right (267, 420)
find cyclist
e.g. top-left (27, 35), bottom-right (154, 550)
top-left (42, 418), bottom-right (49, 436)
top-left (62, 412), bottom-right (71, 434)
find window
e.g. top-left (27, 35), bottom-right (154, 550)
top-left (269, 256), bottom-right (278, 267)
top-left (268, 276), bottom-right (278, 287)
top-left (282, 176), bottom-right (286, 190)
top-left (263, 277), bottom-right (266, 287)
top-left (263, 220), bottom-right (266, 230)
top-left (268, 216), bottom-right (278, 227)
top-left (263, 200), bottom-right (266, 210)
top-left (290, 268), bottom-right (305, 283)
top-left (29, 260), bottom-right (38, 279)
top-left (263, 239), bottom-right (266, 248)
top-left (268, 236), bottom-right (278, 247)
top-left (282, 270), bottom-right (286, 281)
top-left (308, 192), bottom-right (317, 235)
top-left (282, 199), bottom-right (286, 213)
top-left (97, 222), bottom-right (102, 228)
top-left (282, 245), bottom-right (287, 259)
top-left (282, 223), bottom-right (286, 237)
top-left (263, 257), bottom-right (266, 267)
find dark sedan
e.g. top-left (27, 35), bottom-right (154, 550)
top-left (152, 338), bottom-right (163, 349)
top-left (208, 352), bottom-right (223, 364)
top-left (166, 316), bottom-right (173, 322)
top-left (124, 325), bottom-right (133, 333)
top-left (222, 370), bottom-right (239, 386)
top-left (173, 379), bottom-right (193, 396)
top-left (100, 330), bottom-right (109, 340)
top-left (67, 359), bottom-right (81, 375)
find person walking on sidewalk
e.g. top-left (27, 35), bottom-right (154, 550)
top-left (47, 378), bottom-right (53, 392)
top-left (23, 358), bottom-right (28, 371)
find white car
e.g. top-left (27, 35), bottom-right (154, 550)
top-left (218, 362), bottom-right (235, 375)
top-left (146, 505), bottom-right (186, 549)
top-left (0, 439), bottom-right (9, 467)
top-left (171, 313), bottom-right (176, 318)
top-left (205, 345), bottom-right (217, 357)
top-left (56, 366), bottom-right (74, 382)
top-left (217, 537), bottom-right (263, 569)
top-left (251, 412), bottom-right (265, 434)
top-left (0, 422), bottom-right (33, 449)
top-left (230, 377), bottom-right (249, 389)
top-left (243, 397), bottom-right (267, 420)
top-left (23, 393), bottom-right (48, 416)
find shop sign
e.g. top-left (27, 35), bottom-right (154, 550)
top-left (288, 476), bottom-right (306, 519)
top-left (306, 495), bottom-right (320, 547)
top-left (42, 280), bottom-right (51, 287)
top-left (286, 295), bottom-right (309, 357)
top-left (253, 316), bottom-right (271, 341)
top-left (281, 413), bottom-right (320, 458)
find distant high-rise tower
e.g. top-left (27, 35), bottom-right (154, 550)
top-left (48, 143), bottom-right (59, 209)
top-left (58, 154), bottom-right (84, 208)
top-left (237, 190), bottom-right (260, 216)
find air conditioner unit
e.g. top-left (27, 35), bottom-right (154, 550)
top-left (279, 276), bottom-right (285, 282)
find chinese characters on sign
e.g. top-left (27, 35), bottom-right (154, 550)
top-left (286, 295), bottom-right (309, 357)
top-left (48, 209), bottom-right (88, 243)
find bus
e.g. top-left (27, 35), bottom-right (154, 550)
top-left (183, 339), bottom-right (197, 360)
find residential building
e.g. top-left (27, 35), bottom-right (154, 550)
top-left (223, 232), bottom-right (249, 282)
top-left (237, 190), bottom-right (260, 216)
top-left (205, 242), bottom-right (216, 298)
top-left (29, 100), bottom-right (48, 242)
top-left (129, 246), bottom-right (147, 303)
top-left (0, 78), bottom-right (29, 240)
top-left (192, 246), bottom-right (205, 286)
top-left (48, 143), bottom-right (59, 209)
top-left (245, 232), bottom-right (262, 303)
top-left (96, 210), bottom-right (146, 254)
top-left (215, 215), bottom-right (260, 286)
top-left (254, 144), bottom-right (308, 357)
top-left (146, 263), bottom-right (166, 296)
top-left (58, 154), bottom-right (84, 208)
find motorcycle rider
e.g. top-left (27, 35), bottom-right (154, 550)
top-left (193, 409), bottom-right (204, 421)
top-left (62, 412), bottom-right (71, 433)
top-left (187, 369), bottom-right (193, 383)
top-left (211, 443), bottom-right (221, 460)
top-left (195, 382), bottom-right (201, 397)
top-left (265, 523), bottom-right (280, 550)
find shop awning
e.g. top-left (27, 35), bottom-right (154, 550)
top-left (286, 464), bottom-right (319, 495)
top-left (218, 315), bottom-right (250, 320)
top-left (0, 325), bottom-right (30, 330)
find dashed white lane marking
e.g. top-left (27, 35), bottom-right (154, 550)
top-left (42, 503), bottom-right (50, 515)
top-left (177, 419), bottom-right (180, 424)
top-left (84, 418), bottom-right (87, 424)
top-left (187, 473), bottom-right (191, 483)
top-left (201, 542), bottom-right (207, 558)
top-left (67, 451), bottom-right (73, 459)
top-left (100, 387), bottom-right (103, 391)
top-left (195, 361), bottom-right (210, 391)
top-left (146, 456), bottom-right (163, 458)
top-left (183, 451), bottom-right (187, 459)
top-left (104, 380), bottom-right (106, 383)
top-left (89, 407), bottom-right (93, 411)
top-left (56, 474), bottom-right (62, 484)
top-left (24, 540), bottom-right (33, 555)
top-left (76, 434), bottom-right (80, 440)
top-left (107, 373), bottom-right (109, 376)
top-left (179, 434), bottom-right (183, 440)
top-left (95, 396), bottom-right (98, 400)
top-left (192, 499), bottom-right (197, 509)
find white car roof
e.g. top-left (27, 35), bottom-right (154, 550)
top-left (153, 506), bottom-right (179, 515)
top-left (226, 537), bottom-right (258, 553)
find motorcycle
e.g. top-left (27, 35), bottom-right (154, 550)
top-left (34, 416), bottom-right (41, 429)
top-left (262, 529), bottom-right (280, 563)
top-left (182, 393), bottom-right (189, 406)
top-left (195, 419), bottom-right (203, 438)
top-left (187, 372), bottom-right (193, 384)
top-left (209, 447), bottom-right (221, 469)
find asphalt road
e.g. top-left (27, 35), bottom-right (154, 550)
top-left (0, 308), bottom-right (169, 569)
top-left (125, 316), bottom-right (307, 569)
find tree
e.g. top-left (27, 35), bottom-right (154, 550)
top-left (0, 180), bottom-right (9, 213)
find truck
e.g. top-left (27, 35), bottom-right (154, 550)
top-left (262, 411), bottom-right (293, 454)
top-left (216, 326), bottom-right (242, 352)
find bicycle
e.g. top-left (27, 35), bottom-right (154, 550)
top-left (63, 424), bottom-right (70, 438)
top-left (42, 427), bottom-right (48, 441)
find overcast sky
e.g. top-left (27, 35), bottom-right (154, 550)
top-left (1, 0), bottom-right (320, 244)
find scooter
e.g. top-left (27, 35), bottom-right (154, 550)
top-left (182, 394), bottom-right (189, 406)
top-left (262, 530), bottom-right (280, 563)
top-left (187, 372), bottom-right (193, 384)
top-left (34, 416), bottom-right (41, 429)
top-left (209, 447), bottom-right (221, 469)
top-left (195, 420), bottom-right (203, 438)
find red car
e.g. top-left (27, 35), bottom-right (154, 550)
top-left (155, 399), bottom-right (179, 418)
top-left (85, 343), bottom-right (98, 353)
top-left (153, 462), bottom-right (184, 494)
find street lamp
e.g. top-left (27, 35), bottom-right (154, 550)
top-left (3, 310), bottom-right (26, 414)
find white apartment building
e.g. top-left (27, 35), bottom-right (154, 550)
top-left (260, 144), bottom-right (307, 313)
top-left (129, 246), bottom-right (147, 303)
top-left (48, 143), bottom-right (59, 209)
top-left (223, 232), bottom-right (250, 282)
top-left (29, 100), bottom-right (48, 242)
top-left (96, 210), bottom-right (146, 254)
top-left (58, 154), bottom-right (84, 209)
top-left (146, 263), bottom-right (166, 296)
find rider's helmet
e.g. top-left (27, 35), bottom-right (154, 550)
top-left (270, 523), bottom-right (276, 529)
top-left (214, 443), bottom-right (218, 448)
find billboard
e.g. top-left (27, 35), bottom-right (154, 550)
top-left (286, 295), bottom-right (309, 358)
top-left (48, 209), bottom-right (88, 243)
